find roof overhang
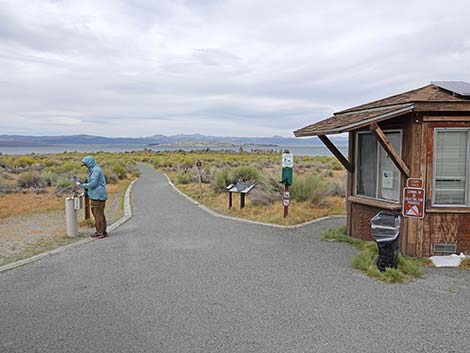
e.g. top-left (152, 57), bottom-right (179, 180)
top-left (294, 103), bottom-right (414, 137)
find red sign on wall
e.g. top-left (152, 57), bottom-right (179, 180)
top-left (406, 178), bottom-right (423, 188)
top-left (402, 187), bottom-right (425, 218)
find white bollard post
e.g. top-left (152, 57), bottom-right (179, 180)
top-left (65, 197), bottom-right (78, 237)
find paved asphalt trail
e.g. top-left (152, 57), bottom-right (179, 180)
top-left (1, 164), bottom-right (469, 353)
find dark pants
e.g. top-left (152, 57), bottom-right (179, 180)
top-left (90, 199), bottom-right (107, 234)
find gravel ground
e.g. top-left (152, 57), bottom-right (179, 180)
top-left (0, 164), bottom-right (469, 353)
top-left (0, 182), bottom-right (128, 265)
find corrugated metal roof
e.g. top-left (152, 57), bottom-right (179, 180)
top-left (432, 81), bottom-right (470, 97)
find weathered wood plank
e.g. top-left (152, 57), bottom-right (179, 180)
top-left (414, 102), bottom-right (470, 112)
top-left (370, 122), bottom-right (411, 178)
top-left (348, 196), bottom-right (401, 210)
top-left (318, 135), bottom-right (353, 173)
top-left (423, 116), bottom-right (470, 122)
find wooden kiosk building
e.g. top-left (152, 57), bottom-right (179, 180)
top-left (294, 81), bottom-right (470, 257)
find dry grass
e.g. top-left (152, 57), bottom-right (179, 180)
top-left (0, 189), bottom-right (63, 220)
top-left (176, 181), bottom-right (345, 225)
top-left (461, 258), bottom-right (470, 270)
top-left (0, 179), bottom-right (130, 222)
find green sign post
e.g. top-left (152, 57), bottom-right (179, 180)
top-left (281, 152), bottom-right (293, 218)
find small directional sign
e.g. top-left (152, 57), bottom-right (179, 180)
top-left (283, 199), bottom-right (290, 207)
top-left (282, 153), bottom-right (294, 168)
top-left (283, 191), bottom-right (290, 199)
top-left (406, 178), bottom-right (423, 188)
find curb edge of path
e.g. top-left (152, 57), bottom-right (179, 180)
top-left (0, 178), bottom-right (138, 274)
top-left (161, 172), bottom-right (346, 229)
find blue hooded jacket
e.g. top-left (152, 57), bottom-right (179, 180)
top-left (80, 156), bottom-right (108, 201)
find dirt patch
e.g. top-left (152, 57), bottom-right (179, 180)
top-left (0, 179), bottom-right (131, 266)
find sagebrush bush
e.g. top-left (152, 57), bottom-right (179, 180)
top-left (12, 156), bottom-right (36, 168)
top-left (176, 172), bottom-right (193, 184)
top-left (111, 163), bottom-right (127, 179)
top-left (290, 174), bottom-right (332, 204)
top-left (213, 168), bottom-right (231, 190)
top-left (16, 172), bottom-right (46, 189)
top-left (232, 166), bottom-right (261, 182)
top-left (0, 174), bottom-right (10, 194)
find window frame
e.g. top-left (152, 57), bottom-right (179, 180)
top-left (354, 129), bottom-right (403, 202)
top-left (432, 127), bottom-right (470, 207)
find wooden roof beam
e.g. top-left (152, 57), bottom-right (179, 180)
top-left (318, 135), bottom-right (353, 173)
top-left (369, 122), bottom-right (410, 178)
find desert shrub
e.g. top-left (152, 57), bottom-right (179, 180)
top-left (249, 187), bottom-right (279, 206)
top-left (110, 163), bottom-right (127, 180)
top-left (42, 172), bottom-right (59, 186)
top-left (54, 177), bottom-right (74, 194)
top-left (131, 170), bottom-right (141, 178)
top-left (232, 166), bottom-right (261, 182)
top-left (176, 172), bottom-right (193, 184)
top-left (331, 159), bottom-right (343, 170)
top-left (0, 174), bottom-right (10, 194)
top-left (105, 172), bottom-right (120, 184)
top-left (16, 172), bottom-right (46, 189)
top-left (55, 176), bottom-right (73, 189)
top-left (331, 180), bottom-right (346, 197)
top-left (213, 168), bottom-right (231, 191)
top-left (56, 160), bottom-right (78, 175)
top-left (266, 175), bottom-right (283, 194)
top-left (290, 174), bottom-right (332, 204)
top-left (12, 156), bottom-right (36, 168)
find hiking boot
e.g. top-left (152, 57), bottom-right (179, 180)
top-left (96, 234), bottom-right (106, 239)
top-left (90, 232), bottom-right (100, 238)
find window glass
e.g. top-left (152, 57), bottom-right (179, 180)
top-left (357, 133), bottom-right (377, 197)
top-left (434, 130), bottom-right (468, 205)
top-left (356, 131), bottom-right (402, 201)
top-left (378, 132), bottom-right (401, 201)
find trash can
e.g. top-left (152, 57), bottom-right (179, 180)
top-left (370, 211), bottom-right (401, 271)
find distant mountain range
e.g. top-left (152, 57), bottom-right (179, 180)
top-left (0, 134), bottom-right (348, 147)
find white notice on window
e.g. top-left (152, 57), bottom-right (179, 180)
top-left (382, 170), bottom-right (393, 189)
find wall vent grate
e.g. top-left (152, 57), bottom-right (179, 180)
top-left (433, 243), bottom-right (457, 254)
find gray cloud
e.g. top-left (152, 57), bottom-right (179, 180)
top-left (0, 0), bottom-right (469, 137)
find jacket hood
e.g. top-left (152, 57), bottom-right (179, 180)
top-left (82, 156), bottom-right (97, 169)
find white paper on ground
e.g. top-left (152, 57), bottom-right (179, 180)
top-left (430, 253), bottom-right (466, 267)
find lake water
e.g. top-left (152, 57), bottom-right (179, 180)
top-left (0, 144), bottom-right (348, 157)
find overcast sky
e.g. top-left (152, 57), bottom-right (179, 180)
top-left (1, 0), bottom-right (469, 137)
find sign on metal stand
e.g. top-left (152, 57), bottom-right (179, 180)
top-left (281, 151), bottom-right (293, 218)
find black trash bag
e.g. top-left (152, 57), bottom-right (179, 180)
top-left (376, 237), bottom-right (399, 272)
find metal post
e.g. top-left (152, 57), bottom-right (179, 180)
top-left (229, 192), bottom-right (233, 208)
top-left (65, 197), bottom-right (78, 237)
top-left (284, 185), bottom-right (289, 218)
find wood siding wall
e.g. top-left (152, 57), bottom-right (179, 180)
top-left (348, 114), bottom-right (470, 257)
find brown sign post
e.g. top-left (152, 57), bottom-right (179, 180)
top-left (196, 160), bottom-right (202, 198)
top-left (402, 179), bottom-right (425, 219)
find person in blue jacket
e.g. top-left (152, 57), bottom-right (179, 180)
top-left (79, 156), bottom-right (108, 238)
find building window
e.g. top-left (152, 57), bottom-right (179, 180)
top-left (356, 130), bottom-right (402, 202)
top-left (433, 129), bottom-right (470, 206)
